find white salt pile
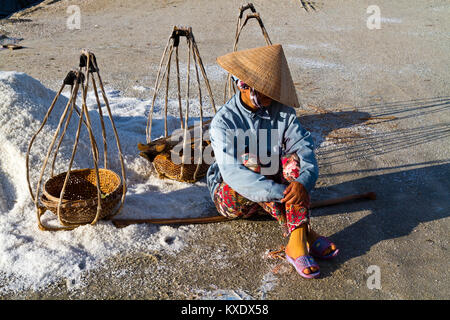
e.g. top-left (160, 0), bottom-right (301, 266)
top-left (0, 71), bottom-right (215, 294)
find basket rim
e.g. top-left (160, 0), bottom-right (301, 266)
top-left (40, 190), bottom-right (122, 209)
top-left (153, 154), bottom-right (209, 182)
top-left (42, 168), bottom-right (122, 205)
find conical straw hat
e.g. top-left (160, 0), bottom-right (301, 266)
top-left (217, 44), bottom-right (300, 108)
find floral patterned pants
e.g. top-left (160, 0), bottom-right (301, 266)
top-left (213, 153), bottom-right (310, 237)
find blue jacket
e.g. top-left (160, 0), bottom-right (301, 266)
top-left (206, 92), bottom-right (318, 203)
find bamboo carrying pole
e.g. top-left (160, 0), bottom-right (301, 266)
top-left (111, 192), bottom-right (377, 228)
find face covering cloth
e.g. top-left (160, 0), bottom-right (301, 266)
top-left (232, 75), bottom-right (263, 109)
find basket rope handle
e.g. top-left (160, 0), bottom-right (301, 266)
top-left (76, 50), bottom-right (127, 224)
top-left (192, 40), bottom-right (217, 114)
top-left (146, 36), bottom-right (173, 144)
top-left (146, 26), bottom-right (216, 153)
top-left (178, 29), bottom-right (216, 180)
top-left (91, 74), bottom-right (108, 169)
top-left (234, 13), bottom-right (272, 50)
top-left (163, 45), bottom-right (175, 138)
top-left (224, 5), bottom-right (272, 103)
top-left (65, 53), bottom-right (103, 226)
top-left (88, 53), bottom-right (127, 219)
top-left (48, 71), bottom-right (101, 179)
top-left (179, 34), bottom-right (191, 180)
top-left (26, 81), bottom-right (66, 202)
top-left (190, 39), bottom-right (205, 181)
top-left (33, 80), bottom-right (79, 212)
top-left (32, 72), bottom-right (84, 231)
top-left (54, 78), bottom-right (86, 229)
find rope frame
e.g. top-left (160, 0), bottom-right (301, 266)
top-left (224, 3), bottom-right (272, 103)
top-left (26, 50), bottom-right (127, 231)
top-left (145, 26), bottom-right (216, 182)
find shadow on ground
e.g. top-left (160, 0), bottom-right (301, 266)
top-left (311, 161), bottom-right (450, 277)
top-left (317, 97), bottom-right (450, 165)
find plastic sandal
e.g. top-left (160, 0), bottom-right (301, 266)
top-left (309, 236), bottom-right (339, 260)
top-left (285, 253), bottom-right (320, 279)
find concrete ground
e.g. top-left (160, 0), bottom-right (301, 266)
top-left (0, 0), bottom-right (449, 299)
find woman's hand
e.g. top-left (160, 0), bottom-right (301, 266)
top-left (280, 181), bottom-right (309, 205)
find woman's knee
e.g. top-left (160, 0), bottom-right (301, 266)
top-left (213, 182), bottom-right (255, 219)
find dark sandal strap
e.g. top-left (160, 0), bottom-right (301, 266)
top-left (311, 236), bottom-right (335, 256)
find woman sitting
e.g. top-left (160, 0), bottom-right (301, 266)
top-left (206, 44), bottom-right (339, 279)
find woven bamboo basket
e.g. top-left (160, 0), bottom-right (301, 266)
top-left (152, 140), bottom-right (210, 183)
top-left (40, 168), bottom-right (122, 224)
